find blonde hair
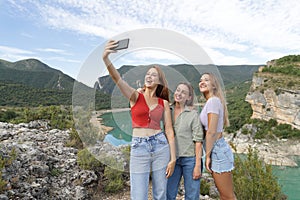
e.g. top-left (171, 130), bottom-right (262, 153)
top-left (202, 73), bottom-right (230, 127)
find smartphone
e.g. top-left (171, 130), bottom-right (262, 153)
top-left (112, 38), bottom-right (129, 50)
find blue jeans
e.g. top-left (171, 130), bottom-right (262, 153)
top-left (167, 157), bottom-right (201, 200)
top-left (130, 132), bottom-right (170, 200)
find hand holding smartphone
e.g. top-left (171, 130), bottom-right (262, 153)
top-left (111, 38), bottom-right (130, 50)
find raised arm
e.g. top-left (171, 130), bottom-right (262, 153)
top-left (102, 40), bottom-right (138, 102)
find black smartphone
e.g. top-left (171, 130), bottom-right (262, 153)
top-left (112, 38), bottom-right (129, 50)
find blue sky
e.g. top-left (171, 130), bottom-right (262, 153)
top-left (1, 0), bottom-right (300, 79)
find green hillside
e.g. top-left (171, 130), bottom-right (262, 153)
top-left (0, 58), bottom-right (261, 108)
top-left (0, 81), bottom-right (72, 106)
top-left (253, 55), bottom-right (300, 92)
top-left (0, 59), bottom-right (74, 90)
top-left (97, 64), bottom-right (261, 95)
top-left (0, 59), bottom-right (111, 109)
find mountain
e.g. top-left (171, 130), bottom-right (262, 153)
top-left (95, 64), bottom-right (261, 95)
top-left (0, 58), bottom-right (74, 90)
top-left (0, 59), bottom-right (110, 108)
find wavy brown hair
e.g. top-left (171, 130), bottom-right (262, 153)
top-left (143, 65), bottom-right (170, 101)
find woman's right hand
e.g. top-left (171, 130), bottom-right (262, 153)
top-left (205, 157), bottom-right (212, 173)
top-left (102, 40), bottom-right (118, 60)
top-left (166, 160), bottom-right (176, 178)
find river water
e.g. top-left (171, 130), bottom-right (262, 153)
top-left (101, 111), bottom-right (300, 199)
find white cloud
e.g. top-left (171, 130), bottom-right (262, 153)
top-left (36, 48), bottom-right (72, 55)
top-left (251, 47), bottom-right (293, 63)
top-left (204, 47), bottom-right (251, 65)
top-left (0, 45), bottom-right (33, 55)
top-left (6, 0), bottom-right (300, 66)
top-left (20, 32), bottom-right (34, 38)
top-left (0, 45), bottom-right (35, 61)
top-left (46, 56), bottom-right (81, 63)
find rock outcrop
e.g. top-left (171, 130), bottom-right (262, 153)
top-left (0, 121), bottom-right (127, 199)
top-left (246, 72), bottom-right (300, 129)
top-left (228, 124), bottom-right (299, 167)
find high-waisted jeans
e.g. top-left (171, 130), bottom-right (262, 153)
top-left (130, 131), bottom-right (170, 200)
top-left (167, 156), bottom-right (201, 200)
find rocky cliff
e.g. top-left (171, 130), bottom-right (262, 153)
top-left (245, 67), bottom-right (300, 130)
top-left (0, 121), bottom-right (128, 200)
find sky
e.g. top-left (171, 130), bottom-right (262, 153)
top-left (1, 0), bottom-right (300, 79)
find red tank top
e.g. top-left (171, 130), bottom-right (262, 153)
top-left (131, 93), bottom-right (164, 130)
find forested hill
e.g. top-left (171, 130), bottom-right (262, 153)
top-left (0, 59), bottom-right (110, 108)
top-left (0, 59), bottom-right (74, 90)
top-left (96, 64), bottom-right (261, 95)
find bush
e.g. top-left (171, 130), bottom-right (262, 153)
top-left (103, 166), bottom-right (125, 193)
top-left (0, 110), bottom-right (18, 122)
top-left (0, 148), bottom-right (16, 192)
top-left (250, 119), bottom-right (300, 139)
top-left (200, 179), bottom-right (210, 195)
top-left (233, 146), bottom-right (287, 200)
top-left (77, 148), bottom-right (104, 171)
top-left (77, 148), bottom-right (127, 194)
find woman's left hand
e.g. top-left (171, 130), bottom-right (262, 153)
top-left (165, 160), bottom-right (176, 178)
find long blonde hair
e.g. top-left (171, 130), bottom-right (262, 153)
top-left (202, 72), bottom-right (230, 127)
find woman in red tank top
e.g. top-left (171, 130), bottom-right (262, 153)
top-left (103, 40), bottom-right (176, 200)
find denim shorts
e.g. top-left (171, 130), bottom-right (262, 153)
top-left (210, 137), bottom-right (234, 173)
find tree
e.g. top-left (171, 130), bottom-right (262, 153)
top-left (233, 146), bottom-right (287, 200)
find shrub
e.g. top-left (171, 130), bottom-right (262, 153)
top-left (103, 166), bottom-right (125, 193)
top-left (0, 148), bottom-right (16, 192)
top-left (77, 148), bottom-right (104, 171)
top-left (287, 81), bottom-right (294, 87)
top-left (0, 110), bottom-right (18, 122)
top-left (241, 127), bottom-right (249, 135)
top-left (250, 119), bottom-right (300, 139)
top-left (200, 179), bottom-right (210, 195)
top-left (233, 146), bottom-right (287, 200)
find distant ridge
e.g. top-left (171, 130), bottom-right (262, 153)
top-left (0, 58), bottom-right (110, 108)
top-left (96, 64), bottom-right (262, 95)
top-left (0, 58), bottom-right (74, 90)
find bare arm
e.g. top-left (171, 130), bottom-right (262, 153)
top-left (163, 100), bottom-right (176, 178)
top-left (193, 141), bottom-right (202, 179)
top-left (102, 40), bottom-right (138, 102)
top-left (205, 113), bottom-right (219, 173)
